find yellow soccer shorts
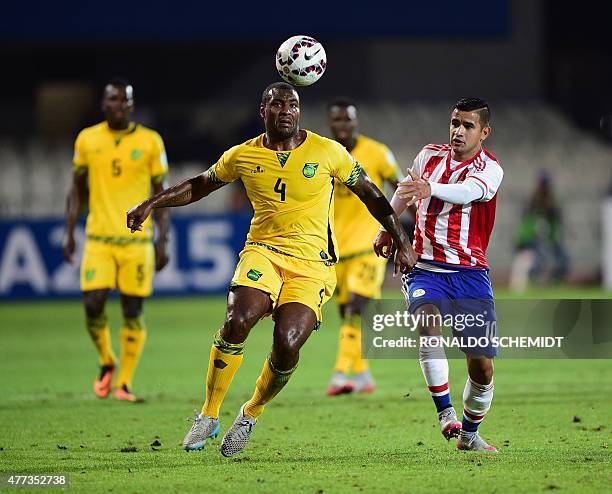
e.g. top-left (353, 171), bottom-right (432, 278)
top-left (80, 239), bottom-right (155, 297)
top-left (335, 252), bottom-right (387, 305)
top-left (231, 244), bottom-right (336, 323)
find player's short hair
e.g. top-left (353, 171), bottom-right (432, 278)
top-left (104, 77), bottom-right (134, 100)
top-left (454, 97), bottom-right (491, 128)
top-left (327, 99), bottom-right (357, 113)
top-left (107, 76), bottom-right (131, 88)
top-left (261, 82), bottom-right (297, 106)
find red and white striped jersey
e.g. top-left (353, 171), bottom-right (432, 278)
top-left (412, 144), bottom-right (503, 268)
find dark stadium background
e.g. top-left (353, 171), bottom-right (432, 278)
top-left (1, 0), bottom-right (611, 298)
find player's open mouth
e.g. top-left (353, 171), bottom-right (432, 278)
top-left (452, 139), bottom-right (464, 146)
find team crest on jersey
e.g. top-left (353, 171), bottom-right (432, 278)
top-left (412, 289), bottom-right (425, 298)
top-left (302, 163), bottom-right (319, 178)
top-left (247, 269), bottom-right (263, 281)
top-left (86, 269), bottom-right (95, 281)
top-left (131, 149), bottom-right (142, 160)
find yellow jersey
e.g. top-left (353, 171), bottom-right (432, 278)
top-left (334, 134), bottom-right (399, 257)
top-left (212, 130), bottom-right (361, 263)
top-left (73, 121), bottom-right (168, 242)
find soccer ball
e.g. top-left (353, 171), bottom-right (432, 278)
top-left (275, 35), bottom-right (327, 87)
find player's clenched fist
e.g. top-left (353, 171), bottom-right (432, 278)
top-left (394, 242), bottom-right (418, 276)
top-left (127, 200), bottom-right (153, 233)
top-left (373, 230), bottom-right (393, 259)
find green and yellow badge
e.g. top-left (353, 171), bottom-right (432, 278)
top-left (131, 149), bottom-right (142, 160)
top-left (247, 269), bottom-right (263, 281)
top-left (302, 163), bottom-right (319, 178)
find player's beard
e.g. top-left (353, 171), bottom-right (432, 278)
top-left (274, 122), bottom-right (298, 141)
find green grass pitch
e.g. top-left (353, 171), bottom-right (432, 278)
top-left (1, 294), bottom-right (610, 493)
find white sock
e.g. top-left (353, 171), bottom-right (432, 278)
top-left (419, 336), bottom-right (452, 413)
top-left (461, 377), bottom-right (494, 435)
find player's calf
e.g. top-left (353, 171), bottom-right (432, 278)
top-left (419, 336), bottom-right (459, 439)
top-left (459, 376), bottom-right (495, 450)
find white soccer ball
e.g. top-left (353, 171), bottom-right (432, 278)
top-left (275, 35), bottom-right (327, 87)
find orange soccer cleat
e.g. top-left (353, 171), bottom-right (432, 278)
top-left (113, 385), bottom-right (139, 402)
top-left (93, 365), bottom-right (115, 399)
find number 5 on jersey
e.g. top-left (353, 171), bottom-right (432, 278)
top-left (111, 158), bottom-right (122, 177)
top-left (274, 178), bottom-right (286, 201)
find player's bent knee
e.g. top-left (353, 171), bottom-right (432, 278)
top-left (415, 303), bottom-right (443, 336)
top-left (468, 357), bottom-right (494, 385)
top-left (223, 313), bottom-right (257, 340)
top-left (121, 296), bottom-right (144, 319)
top-left (272, 326), bottom-right (309, 355)
top-left (83, 291), bottom-right (106, 317)
top-left (347, 294), bottom-right (370, 317)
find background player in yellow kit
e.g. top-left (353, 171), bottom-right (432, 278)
top-left (327, 100), bottom-right (402, 396)
top-left (62, 78), bottom-right (170, 402)
top-left (126, 82), bottom-right (417, 456)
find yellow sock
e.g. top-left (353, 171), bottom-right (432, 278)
top-left (243, 357), bottom-right (296, 418)
top-left (201, 331), bottom-right (244, 419)
top-left (333, 315), bottom-right (361, 374)
top-left (86, 314), bottom-right (116, 367)
top-left (350, 318), bottom-right (369, 373)
top-left (116, 317), bottom-right (147, 389)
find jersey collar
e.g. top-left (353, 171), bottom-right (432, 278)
top-left (446, 146), bottom-right (483, 171)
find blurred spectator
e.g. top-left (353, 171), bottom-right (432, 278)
top-left (509, 171), bottom-right (569, 292)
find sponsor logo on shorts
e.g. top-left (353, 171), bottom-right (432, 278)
top-left (302, 163), bottom-right (319, 178)
top-left (247, 269), bottom-right (263, 281)
top-left (413, 288), bottom-right (426, 298)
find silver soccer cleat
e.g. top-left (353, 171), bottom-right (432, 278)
top-left (438, 407), bottom-right (462, 440)
top-left (182, 412), bottom-right (220, 451)
top-left (220, 403), bottom-right (257, 457)
top-left (457, 432), bottom-right (498, 452)
top-left (351, 370), bottom-right (375, 393)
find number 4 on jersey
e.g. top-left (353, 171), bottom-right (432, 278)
top-left (274, 178), bottom-right (286, 201)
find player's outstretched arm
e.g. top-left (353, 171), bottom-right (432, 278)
top-left (62, 169), bottom-right (87, 264)
top-left (347, 171), bottom-right (417, 275)
top-left (151, 180), bottom-right (170, 271)
top-left (127, 169), bottom-right (224, 233)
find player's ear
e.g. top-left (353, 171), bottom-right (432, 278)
top-left (259, 104), bottom-right (265, 120)
top-left (481, 126), bottom-right (491, 142)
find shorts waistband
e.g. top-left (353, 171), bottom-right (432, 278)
top-left (245, 242), bottom-right (335, 267)
top-left (86, 234), bottom-right (152, 246)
